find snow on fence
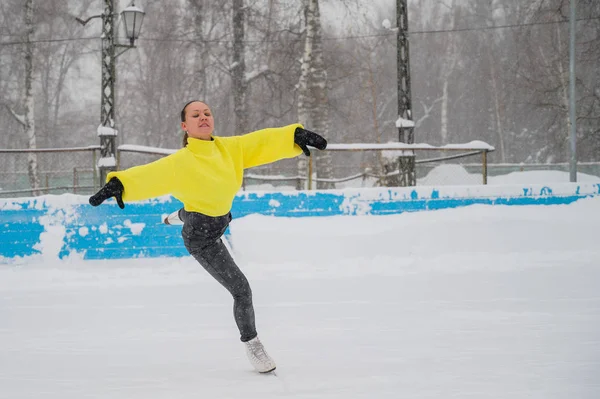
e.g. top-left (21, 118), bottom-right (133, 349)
top-left (1, 182), bottom-right (599, 261)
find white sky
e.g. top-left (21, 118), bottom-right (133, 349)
top-left (1, 190), bottom-right (599, 398)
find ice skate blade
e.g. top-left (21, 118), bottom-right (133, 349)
top-left (260, 366), bottom-right (276, 374)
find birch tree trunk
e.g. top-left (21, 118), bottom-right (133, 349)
top-left (297, 0), bottom-right (333, 189)
top-left (439, 0), bottom-right (458, 144)
top-left (555, 23), bottom-right (572, 161)
top-left (296, 0), bottom-right (313, 189)
top-left (24, 0), bottom-right (41, 196)
top-left (486, 33), bottom-right (506, 162)
top-left (307, 0), bottom-right (333, 189)
top-left (232, 0), bottom-right (248, 134)
top-left (440, 79), bottom-right (450, 143)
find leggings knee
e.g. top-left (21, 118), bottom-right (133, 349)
top-left (231, 278), bottom-right (252, 301)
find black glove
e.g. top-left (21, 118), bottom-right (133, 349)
top-left (294, 127), bottom-right (328, 156)
top-left (89, 177), bottom-right (125, 209)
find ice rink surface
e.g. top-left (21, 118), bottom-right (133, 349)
top-left (1, 198), bottom-right (600, 398)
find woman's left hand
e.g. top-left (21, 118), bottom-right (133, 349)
top-left (294, 128), bottom-right (328, 156)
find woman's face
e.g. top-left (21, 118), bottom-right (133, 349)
top-left (181, 101), bottom-right (214, 140)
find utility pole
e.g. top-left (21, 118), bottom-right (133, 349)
top-left (99, 0), bottom-right (117, 184)
top-left (396, 0), bottom-right (416, 186)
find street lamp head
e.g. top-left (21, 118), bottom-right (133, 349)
top-left (121, 3), bottom-right (145, 46)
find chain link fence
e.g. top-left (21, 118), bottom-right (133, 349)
top-left (0, 146), bottom-right (100, 198)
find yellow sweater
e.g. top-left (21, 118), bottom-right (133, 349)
top-left (107, 123), bottom-right (303, 216)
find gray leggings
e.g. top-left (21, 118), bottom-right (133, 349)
top-left (179, 209), bottom-right (257, 342)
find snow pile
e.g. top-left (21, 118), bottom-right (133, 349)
top-left (418, 164), bottom-right (600, 186)
top-left (419, 164), bottom-right (479, 186)
top-left (491, 169), bottom-right (600, 184)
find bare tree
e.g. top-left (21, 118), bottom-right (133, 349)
top-left (6, 0), bottom-right (42, 195)
top-left (36, 0), bottom-right (91, 148)
top-left (119, 0), bottom-right (231, 148)
top-left (573, 0), bottom-right (600, 161)
top-left (438, 0), bottom-right (460, 144)
top-left (189, 0), bottom-right (208, 102)
top-left (513, 0), bottom-right (584, 162)
top-left (241, 1), bottom-right (303, 132)
top-left (323, 3), bottom-right (398, 179)
top-left (0, 1), bottom-right (25, 150)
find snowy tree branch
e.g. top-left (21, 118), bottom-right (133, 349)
top-left (4, 103), bottom-right (26, 127)
top-left (245, 65), bottom-right (271, 85)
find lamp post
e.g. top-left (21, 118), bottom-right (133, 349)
top-left (77, 1), bottom-right (145, 184)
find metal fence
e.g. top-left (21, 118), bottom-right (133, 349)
top-left (0, 146), bottom-right (101, 197)
top-left (0, 143), bottom-right (499, 197)
top-left (116, 143), bottom-right (494, 190)
top-left (9, 143), bottom-right (600, 198)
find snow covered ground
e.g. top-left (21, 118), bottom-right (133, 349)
top-left (1, 197), bottom-right (600, 398)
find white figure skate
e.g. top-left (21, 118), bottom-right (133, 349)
top-left (244, 337), bottom-right (276, 373)
top-left (163, 210), bottom-right (183, 225)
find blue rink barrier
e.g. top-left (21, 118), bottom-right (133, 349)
top-left (1, 183), bottom-right (599, 261)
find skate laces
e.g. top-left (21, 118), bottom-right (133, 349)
top-left (246, 338), bottom-right (271, 363)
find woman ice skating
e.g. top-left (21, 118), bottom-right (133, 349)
top-left (89, 100), bottom-right (327, 373)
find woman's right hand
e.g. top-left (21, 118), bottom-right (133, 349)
top-left (89, 177), bottom-right (125, 209)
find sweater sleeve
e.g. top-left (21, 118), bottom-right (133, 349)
top-left (106, 153), bottom-right (177, 202)
top-left (238, 123), bottom-right (304, 169)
